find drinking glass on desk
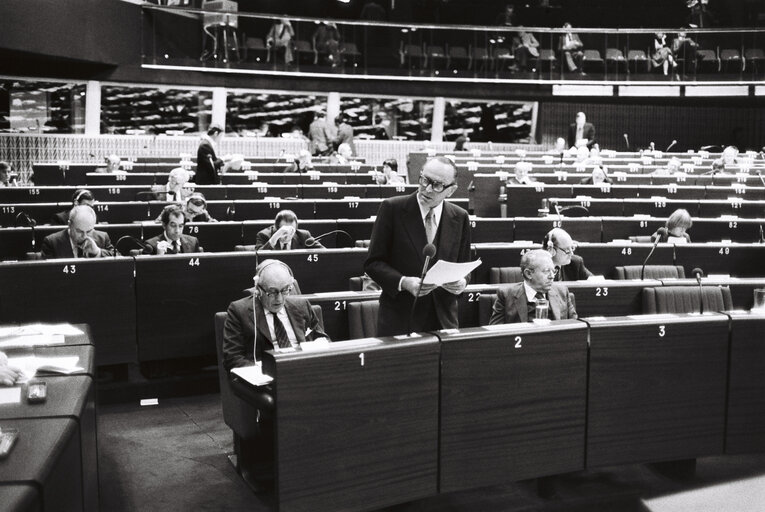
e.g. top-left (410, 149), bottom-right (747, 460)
top-left (753, 289), bottom-right (765, 310)
top-left (535, 298), bottom-right (549, 320)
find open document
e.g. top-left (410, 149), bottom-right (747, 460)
top-left (423, 259), bottom-right (482, 286)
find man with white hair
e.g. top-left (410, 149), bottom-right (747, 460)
top-left (95, 154), bottom-right (124, 174)
top-left (41, 205), bottom-right (115, 259)
top-left (507, 161), bottom-right (536, 185)
top-left (567, 112), bottom-right (596, 149)
top-left (330, 143), bottom-right (354, 165)
top-left (544, 227), bottom-right (593, 281)
top-left (489, 249), bottom-right (577, 324)
top-left (164, 167), bottom-right (191, 202)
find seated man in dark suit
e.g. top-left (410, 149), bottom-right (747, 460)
top-left (567, 111), bottom-right (596, 149)
top-left (145, 205), bottom-right (202, 255)
top-left (507, 161), bottom-right (537, 185)
top-left (254, 210), bottom-right (324, 250)
top-left (41, 205), bottom-right (114, 259)
top-left (544, 228), bottom-right (593, 281)
top-left (50, 189), bottom-right (95, 225)
top-left (490, 249), bottom-right (577, 324)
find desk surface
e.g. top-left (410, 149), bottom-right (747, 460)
top-left (263, 335), bottom-right (440, 512)
top-left (439, 321), bottom-right (588, 492)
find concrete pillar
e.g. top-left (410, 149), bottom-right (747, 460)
top-left (84, 81), bottom-right (101, 136)
top-left (327, 92), bottom-right (341, 124)
top-left (211, 87), bottom-right (226, 130)
top-left (431, 96), bottom-right (445, 143)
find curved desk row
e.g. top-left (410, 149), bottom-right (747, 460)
top-left (0, 325), bottom-right (98, 512)
top-left (256, 312), bottom-right (765, 512)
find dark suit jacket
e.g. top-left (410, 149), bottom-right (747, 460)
top-left (364, 192), bottom-right (472, 336)
top-left (489, 282), bottom-right (577, 324)
top-left (222, 295), bottom-right (328, 370)
top-left (194, 140), bottom-right (223, 185)
top-left (567, 122), bottom-right (596, 149)
top-left (41, 229), bottom-right (115, 259)
top-left (557, 255), bottom-right (593, 281)
top-left (144, 233), bottom-right (202, 254)
top-left (50, 210), bottom-right (70, 225)
top-left (507, 176), bottom-right (538, 185)
top-left (254, 226), bottom-right (324, 250)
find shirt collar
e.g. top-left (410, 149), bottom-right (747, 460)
top-left (416, 195), bottom-right (444, 225)
top-left (523, 281), bottom-right (544, 302)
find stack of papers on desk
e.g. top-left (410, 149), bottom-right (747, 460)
top-left (7, 355), bottom-right (84, 378)
top-left (0, 323), bottom-right (82, 349)
top-left (231, 366), bottom-right (273, 386)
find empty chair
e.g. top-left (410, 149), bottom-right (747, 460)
top-left (720, 49), bottom-right (743, 72)
top-left (493, 45), bottom-right (515, 71)
top-left (447, 45), bottom-right (470, 69)
top-left (341, 41), bottom-right (362, 66)
top-left (613, 265), bottom-right (686, 280)
top-left (471, 46), bottom-right (492, 71)
top-left (642, 286), bottom-right (732, 314)
top-left (489, 266), bottom-right (523, 284)
top-left (294, 39), bottom-right (316, 65)
top-left (348, 300), bottom-right (379, 339)
top-left (537, 48), bottom-right (557, 71)
top-left (400, 42), bottom-right (425, 68)
top-left (242, 36), bottom-right (268, 62)
top-left (697, 49), bottom-right (720, 72)
top-left (583, 49), bottom-right (605, 72)
top-left (427, 44), bottom-right (447, 70)
top-left (605, 48), bottom-right (627, 74)
top-left (627, 49), bottom-right (649, 73)
top-left (744, 48), bottom-right (764, 73)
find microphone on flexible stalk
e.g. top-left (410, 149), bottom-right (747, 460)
top-left (640, 227), bottom-right (667, 280)
top-left (692, 267), bottom-right (705, 314)
top-left (305, 230), bottom-right (354, 248)
top-left (408, 244), bottom-right (437, 335)
top-left (623, 133), bottom-right (630, 151)
top-left (666, 140), bottom-right (678, 152)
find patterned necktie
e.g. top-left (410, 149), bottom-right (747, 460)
top-left (174, 240), bottom-right (180, 254)
top-left (272, 312), bottom-right (292, 348)
top-left (424, 208), bottom-right (436, 244)
top-left (576, 125), bottom-right (583, 142)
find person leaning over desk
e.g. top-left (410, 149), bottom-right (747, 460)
top-left (254, 210), bottom-right (324, 251)
top-left (41, 205), bottom-right (114, 259)
top-left (490, 249), bottom-right (577, 324)
top-left (364, 156), bottom-right (472, 337)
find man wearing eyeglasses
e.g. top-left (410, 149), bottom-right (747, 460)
top-left (489, 249), bottom-right (576, 324)
top-left (365, 156), bottom-right (472, 336)
top-left (223, 259), bottom-right (328, 370)
top-left (544, 228), bottom-right (592, 281)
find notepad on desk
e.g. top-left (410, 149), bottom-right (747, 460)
top-left (7, 355), bottom-right (84, 378)
top-left (231, 366), bottom-right (273, 387)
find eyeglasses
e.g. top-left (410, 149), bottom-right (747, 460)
top-left (258, 284), bottom-right (293, 299)
top-left (535, 267), bottom-right (559, 278)
top-left (554, 244), bottom-right (577, 255)
top-left (418, 174), bottom-right (455, 193)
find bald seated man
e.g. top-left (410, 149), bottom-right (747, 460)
top-left (507, 161), bottom-right (536, 185)
top-left (544, 227), bottom-right (593, 281)
top-left (223, 259), bottom-right (329, 370)
top-left (489, 249), bottom-right (576, 324)
top-left (41, 205), bottom-right (114, 259)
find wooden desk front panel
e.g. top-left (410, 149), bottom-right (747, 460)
top-left (439, 323), bottom-right (587, 492)
top-left (587, 315), bottom-right (728, 467)
top-left (574, 244), bottom-right (674, 278)
top-left (267, 337), bottom-right (440, 512)
top-left (725, 312), bottom-right (765, 454)
top-left (674, 244), bottom-right (765, 278)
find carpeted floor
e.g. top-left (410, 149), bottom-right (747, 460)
top-left (97, 393), bottom-right (765, 512)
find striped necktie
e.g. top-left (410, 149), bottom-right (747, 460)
top-left (272, 312), bottom-right (291, 348)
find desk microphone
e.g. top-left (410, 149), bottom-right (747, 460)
top-left (408, 243), bottom-right (437, 334)
top-left (759, 225), bottom-right (764, 244)
top-left (305, 229), bottom-right (353, 248)
top-left (640, 227), bottom-right (667, 280)
top-left (15, 211), bottom-right (37, 251)
top-left (692, 267), bottom-right (704, 314)
top-left (666, 140), bottom-right (678, 152)
top-left (623, 133), bottom-right (630, 151)
top-left (757, 170), bottom-right (765, 188)
top-left (115, 235), bottom-right (153, 256)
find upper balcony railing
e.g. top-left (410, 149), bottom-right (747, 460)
top-left (142, 4), bottom-right (765, 84)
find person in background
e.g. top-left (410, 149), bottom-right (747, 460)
top-left (330, 143), bottom-right (354, 165)
top-left (49, 189), bottom-right (96, 225)
top-left (495, 3), bottom-right (516, 26)
top-left (95, 154), bottom-right (123, 174)
top-left (374, 158), bottom-right (405, 185)
top-left (334, 114), bottom-right (356, 156)
top-left (364, 156), bottom-right (471, 337)
top-left (721, 145), bottom-right (739, 167)
top-left (312, 21), bottom-right (341, 66)
top-left (652, 32), bottom-right (677, 76)
top-left (709, 158), bottom-right (727, 174)
top-left (513, 29), bottom-right (540, 71)
top-left (507, 161), bottom-right (536, 185)
top-left (544, 227), bottom-right (593, 281)
top-left (255, 210), bottom-right (324, 250)
top-left (145, 205), bottom-right (202, 255)
top-left (547, 137), bottom-right (568, 155)
top-left (653, 157), bottom-right (683, 175)
top-left (183, 193), bottom-right (217, 223)
top-left (559, 22), bottom-right (584, 73)
top-left (454, 135), bottom-right (468, 151)
top-left (653, 208), bottom-right (692, 243)
top-left (283, 150), bottom-right (314, 173)
top-left (0, 161), bottom-right (18, 186)
top-left (265, 18), bottom-right (295, 66)
top-left (580, 166), bottom-right (612, 185)
top-left (195, 125), bottom-right (224, 185)
top-left (567, 111), bottom-right (596, 149)
top-left (308, 113), bottom-right (331, 156)
top-left (0, 351), bottom-right (22, 386)
top-left (489, 249), bottom-right (577, 324)
top-left (41, 205), bottom-right (114, 259)
top-left (163, 167), bottom-right (192, 202)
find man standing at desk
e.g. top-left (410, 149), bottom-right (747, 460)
top-left (365, 156), bottom-right (472, 336)
top-left (195, 125), bottom-right (224, 185)
top-left (544, 228), bottom-right (593, 281)
top-left (223, 259), bottom-right (329, 368)
top-left (41, 205), bottom-right (114, 259)
top-left (490, 249), bottom-right (577, 324)
top-left (145, 205), bottom-right (202, 255)
top-left (567, 111), bottom-right (596, 149)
